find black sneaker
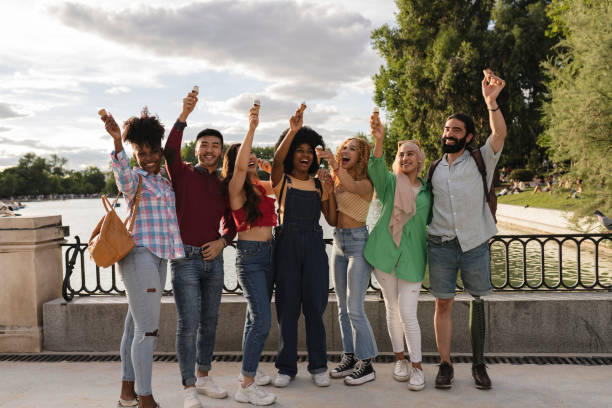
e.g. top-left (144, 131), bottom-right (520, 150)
top-left (330, 353), bottom-right (356, 378)
top-left (344, 359), bottom-right (375, 386)
top-left (435, 361), bottom-right (454, 389)
top-left (472, 363), bottom-right (492, 389)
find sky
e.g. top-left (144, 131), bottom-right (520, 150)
top-left (0, 0), bottom-right (398, 170)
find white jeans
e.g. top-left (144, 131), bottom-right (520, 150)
top-left (373, 268), bottom-right (422, 363)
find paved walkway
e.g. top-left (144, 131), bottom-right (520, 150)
top-left (1, 360), bottom-right (610, 408)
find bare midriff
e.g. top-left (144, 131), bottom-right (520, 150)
top-left (237, 225), bottom-right (273, 242)
top-left (337, 211), bottom-right (366, 229)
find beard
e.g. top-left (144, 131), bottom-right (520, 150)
top-left (441, 136), bottom-right (468, 153)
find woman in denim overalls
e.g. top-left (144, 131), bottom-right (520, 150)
top-left (270, 105), bottom-right (336, 388)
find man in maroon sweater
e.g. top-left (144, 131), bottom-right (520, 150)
top-left (164, 92), bottom-right (236, 408)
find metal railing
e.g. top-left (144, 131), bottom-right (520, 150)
top-left (61, 233), bottom-right (612, 301)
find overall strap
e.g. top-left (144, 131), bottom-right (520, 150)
top-left (276, 174), bottom-right (288, 226)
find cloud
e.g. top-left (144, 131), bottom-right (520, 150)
top-left (0, 103), bottom-right (26, 119)
top-left (0, 127), bottom-right (10, 132)
top-left (52, 1), bottom-right (379, 87)
top-left (105, 86), bottom-right (131, 95)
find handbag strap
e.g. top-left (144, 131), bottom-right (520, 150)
top-left (125, 175), bottom-right (143, 232)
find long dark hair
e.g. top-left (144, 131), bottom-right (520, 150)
top-left (221, 143), bottom-right (262, 226)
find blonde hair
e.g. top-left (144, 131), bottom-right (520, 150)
top-left (333, 138), bottom-right (371, 187)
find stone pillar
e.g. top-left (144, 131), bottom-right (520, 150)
top-left (0, 215), bottom-right (68, 352)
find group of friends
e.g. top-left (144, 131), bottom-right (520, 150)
top-left (101, 69), bottom-right (506, 408)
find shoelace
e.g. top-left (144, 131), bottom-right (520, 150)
top-left (352, 361), bottom-right (368, 376)
top-left (338, 355), bottom-right (354, 370)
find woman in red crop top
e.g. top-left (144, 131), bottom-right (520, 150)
top-left (220, 103), bottom-right (277, 406)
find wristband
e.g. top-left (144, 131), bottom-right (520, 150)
top-left (488, 105), bottom-right (500, 112)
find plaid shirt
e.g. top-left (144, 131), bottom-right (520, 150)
top-left (111, 149), bottom-right (184, 260)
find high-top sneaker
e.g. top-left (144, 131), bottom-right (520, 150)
top-left (343, 359), bottom-right (375, 386)
top-left (329, 353), bottom-right (356, 378)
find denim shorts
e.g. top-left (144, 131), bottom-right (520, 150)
top-left (427, 235), bottom-right (492, 299)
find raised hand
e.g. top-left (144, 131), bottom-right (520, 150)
top-left (102, 113), bottom-right (121, 141)
top-left (317, 168), bottom-right (334, 194)
top-left (257, 158), bottom-right (271, 173)
top-left (249, 105), bottom-right (259, 132)
top-left (317, 148), bottom-right (337, 170)
top-left (370, 113), bottom-right (384, 142)
top-left (179, 91), bottom-right (198, 122)
top-left (289, 105), bottom-right (304, 133)
top-left (482, 69), bottom-right (505, 107)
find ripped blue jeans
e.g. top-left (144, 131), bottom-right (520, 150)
top-left (118, 246), bottom-right (167, 396)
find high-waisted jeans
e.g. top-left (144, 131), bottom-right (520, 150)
top-left (236, 240), bottom-right (274, 377)
top-left (170, 244), bottom-right (224, 386)
top-left (332, 226), bottom-right (378, 360)
top-left (119, 246), bottom-right (167, 396)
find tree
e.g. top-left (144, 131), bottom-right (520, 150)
top-left (371, 0), bottom-right (556, 170)
top-left (540, 0), bottom-right (612, 218)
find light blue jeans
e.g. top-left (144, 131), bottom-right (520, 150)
top-left (119, 246), bottom-right (167, 396)
top-left (236, 240), bottom-right (273, 377)
top-left (170, 244), bottom-right (224, 387)
top-left (332, 226), bottom-right (378, 360)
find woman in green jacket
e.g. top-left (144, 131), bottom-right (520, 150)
top-left (364, 112), bottom-right (432, 391)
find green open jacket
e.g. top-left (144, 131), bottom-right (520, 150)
top-left (364, 152), bottom-right (433, 282)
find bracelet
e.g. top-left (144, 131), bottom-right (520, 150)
top-left (488, 105), bottom-right (500, 112)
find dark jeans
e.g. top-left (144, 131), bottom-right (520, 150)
top-left (236, 240), bottom-right (274, 377)
top-left (170, 244), bottom-right (224, 386)
top-left (274, 224), bottom-right (329, 376)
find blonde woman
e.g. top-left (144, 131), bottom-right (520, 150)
top-left (364, 113), bottom-right (432, 391)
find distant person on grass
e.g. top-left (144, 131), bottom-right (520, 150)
top-left (102, 108), bottom-right (184, 408)
top-left (163, 91), bottom-right (237, 408)
top-left (427, 69), bottom-right (506, 390)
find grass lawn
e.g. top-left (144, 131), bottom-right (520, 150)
top-left (497, 188), bottom-right (587, 211)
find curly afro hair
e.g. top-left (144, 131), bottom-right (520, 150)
top-left (123, 107), bottom-right (165, 148)
top-left (274, 126), bottom-right (325, 176)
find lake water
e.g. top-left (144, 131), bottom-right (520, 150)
top-left (17, 198), bottom-right (612, 292)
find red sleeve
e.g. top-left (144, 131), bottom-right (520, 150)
top-left (164, 120), bottom-right (189, 182)
top-left (221, 195), bottom-right (237, 243)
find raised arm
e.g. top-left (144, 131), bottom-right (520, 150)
top-left (164, 91), bottom-right (198, 168)
top-left (256, 159), bottom-right (275, 195)
top-left (228, 104), bottom-right (259, 210)
top-left (371, 112), bottom-right (384, 159)
top-left (482, 70), bottom-right (507, 154)
top-left (271, 105), bottom-right (304, 187)
top-left (317, 149), bottom-right (372, 196)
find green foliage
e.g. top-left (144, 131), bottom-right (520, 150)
top-left (181, 141), bottom-right (197, 166)
top-left (0, 153), bottom-right (108, 198)
top-left (540, 0), bottom-right (612, 218)
top-left (509, 168), bottom-right (535, 182)
top-left (371, 0), bottom-right (556, 170)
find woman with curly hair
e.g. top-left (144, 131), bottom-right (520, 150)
top-left (101, 108), bottom-right (183, 408)
top-left (317, 138), bottom-right (378, 385)
top-left (364, 112), bottom-right (432, 391)
top-left (221, 103), bottom-right (276, 406)
top-left (270, 105), bottom-right (336, 388)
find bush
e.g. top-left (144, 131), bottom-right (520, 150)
top-left (509, 168), bottom-right (535, 182)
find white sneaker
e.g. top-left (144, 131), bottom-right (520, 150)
top-left (408, 366), bottom-right (425, 391)
top-left (272, 373), bottom-right (293, 388)
top-left (311, 372), bottom-right (331, 387)
top-left (238, 370), bottom-right (272, 386)
top-left (392, 359), bottom-right (410, 382)
top-left (184, 387), bottom-right (203, 408)
top-left (235, 383), bottom-right (277, 406)
top-left (195, 376), bottom-right (228, 399)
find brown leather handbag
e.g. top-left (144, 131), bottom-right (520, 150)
top-left (88, 176), bottom-right (143, 268)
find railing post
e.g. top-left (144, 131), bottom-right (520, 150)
top-left (0, 215), bottom-right (68, 352)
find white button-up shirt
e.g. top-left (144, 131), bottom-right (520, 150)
top-left (427, 138), bottom-right (502, 252)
